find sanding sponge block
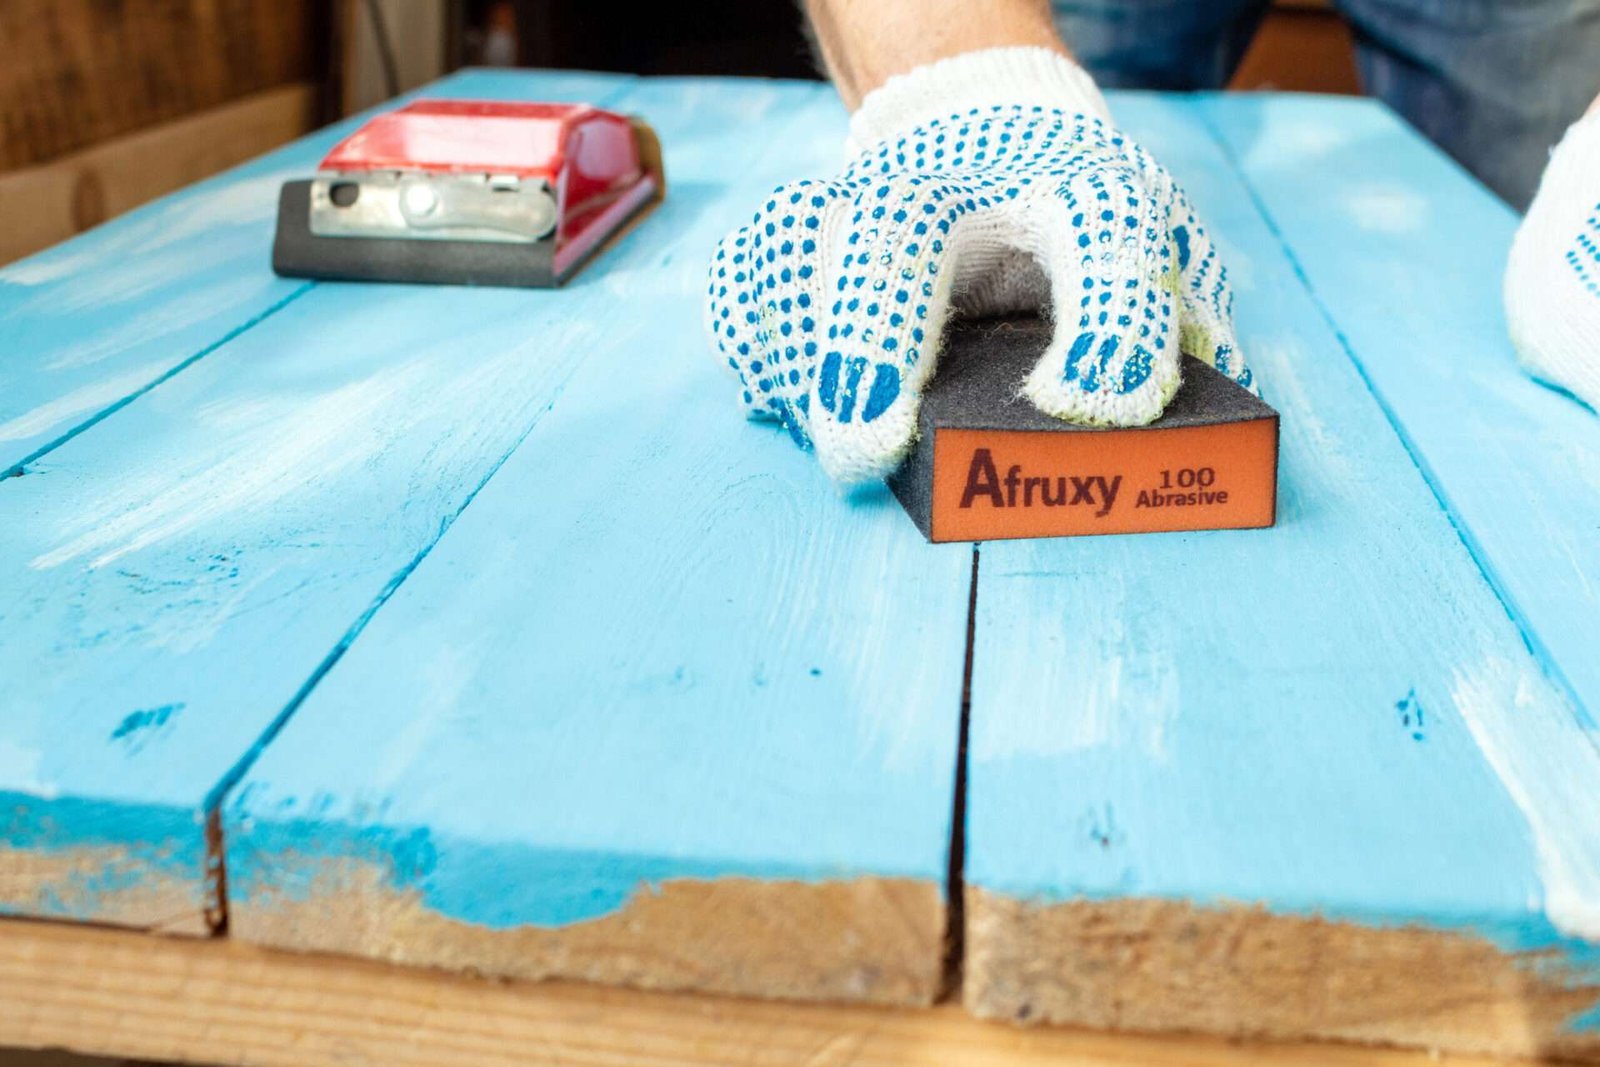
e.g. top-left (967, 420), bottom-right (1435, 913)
top-left (888, 319), bottom-right (1279, 542)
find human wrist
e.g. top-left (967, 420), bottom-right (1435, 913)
top-left (847, 46), bottom-right (1111, 151)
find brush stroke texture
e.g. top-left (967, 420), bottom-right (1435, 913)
top-left (966, 94), bottom-right (1600, 988)
top-left (223, 79), bottom-right (969, 940)
top-left (0, 68), bottom-right (639, 924)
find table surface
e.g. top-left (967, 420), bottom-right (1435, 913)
top-left (2, 68), bottom-right (1599, 1065)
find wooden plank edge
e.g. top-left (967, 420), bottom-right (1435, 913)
top-left (964, 888), bottom-right (1600, 1063)
top-left (0, 794), bottom-right (215, 936)
top-left (0, 843), bottom-right (208, 937)
top-left (228, 850), bottom-right (946, 1007)
top-left (0, 915), bottom-right (1512, 1067)
top-left (0, 82), bottom-right (317, 266)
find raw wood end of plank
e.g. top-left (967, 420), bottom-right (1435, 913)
top-left (964, 888), bottom-right (1600, 1062)
top-left (0, 843), bottom-right (210, 936)
top-left (1, 915), bottom-right (1500, 1067)
top-left (231, 856), bottom-right (945, 1006)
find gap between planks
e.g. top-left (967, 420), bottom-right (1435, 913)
top-left (0, 282), bottom-right (314, 481)
top-left (942, 544), bottom-right (981, 997)
top-left (0, 916), bottom-right (1514, 1067)
top-left (32, 75), bottom-right (651, 937)
top-left (1190, 100), bottom-right (1588, 724)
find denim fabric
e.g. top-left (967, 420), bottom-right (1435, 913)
top-left (1050, 0), bottom-right (1600, 207)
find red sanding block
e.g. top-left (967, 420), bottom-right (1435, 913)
top-left (889, 319), bottom-right (1279, 542)
top-left (272, 100), bottom-right (663, 287)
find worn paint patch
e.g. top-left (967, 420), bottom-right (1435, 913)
top-left (0, 790), bottom-right (210, 931)
top-left (1235, 113), bottom-right (1356, 171)
top-left (228, 848), bottom-right (942, 1005)
top-left (0, 741), bottom-right (54, 800)
top-left (224, 809), bottom-right (935, 932)
top-left (0, 788), bottom-right (216, 935)
top-left (1340, 184), bottom-right (1429, 235)
top-left (46, 278), bottom-right (272, 373)
top-left (1455, 659), bottom-right (1600, 941)
top-left (971, 567), bottom-right (1177, 764)
top-left (0, 843), bottom-right (207, 935)
top-left (1244, 332), bottom-right (1359, 486)
top-left (0, 360), bottom-right (173, 444)
top-left (26, 320), bottom-right (600, 575)
top-left (966, 890), bottom-right (1600, 1059)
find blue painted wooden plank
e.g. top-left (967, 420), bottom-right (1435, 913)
top-left (963, 93), bottom-right (1600, 1059)
top-left (221, 82), bottom-right (971, 1004)
top-left (0, 68), bottom-right (628, 478)
top-left (1199, 93), bottom-right (1600, 734)
top-left (0, 70), bottom-right (689, 932)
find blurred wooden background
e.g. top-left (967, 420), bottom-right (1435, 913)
top-left (0, 0), bottom-right (1359, 267)
top-left (1233, 0), bottom-right (1360, 94)
top-left (0, 1), bottom-right (331, 264)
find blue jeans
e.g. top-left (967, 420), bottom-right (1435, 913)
top-left (1051, 0), bottom-right (1600, 208)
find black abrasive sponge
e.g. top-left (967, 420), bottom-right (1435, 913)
top-left (888, 318), bottom-right (1279, 543)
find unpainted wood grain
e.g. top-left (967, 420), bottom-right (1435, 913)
top-left (968, 890), bottom-right (1600, 1062)
top-left (232, 859), bottom-right (943, 1005)
top-left (0, 843), bottom-right (206, 936)
top-left (0, 917), bottom-right (1512, 1067)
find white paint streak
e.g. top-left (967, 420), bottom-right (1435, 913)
top-left (44, 276), bottom-right (267, 370)
top-left (0, 360), bottom-right (171, 443)
top-left (0, 740), bottom-right (56, 800)
top-left (368, 643), bottom-right (479, 790)
top-left (1243, 333), bottom-right (1357, 485)
top-left (30, 360), bottom-right (433, 571)
top-left (973, 571), bottom-right (1178, 763)
top-left (1340, 184), bottom-right (1429, 235)
top-left (30, 326), bottom-right (565, 573)
top-left (1239, 113), bottom-right (1354, 172)
top-left (147, 568), bottom-right (278, 656)
top-left (1454, 658), bottom-right (1600, 939)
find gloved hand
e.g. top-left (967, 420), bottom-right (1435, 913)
top-left (705, 47), bottom-right (1254, 485)
top-left (1506, 106), bottom-right (1600, 412)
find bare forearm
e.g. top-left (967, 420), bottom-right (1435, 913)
top-left (804, 0), bottom-right (1070, 109)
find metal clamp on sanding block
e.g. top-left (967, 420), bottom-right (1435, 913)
top-left (272, 100), bottom-right (664, 287)
top-left (889, 319), bottom-right (1280, 543)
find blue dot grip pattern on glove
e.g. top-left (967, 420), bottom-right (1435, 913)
top-left (706, 104), bottom-right (1254, 480)
top-left (1568, 202), bottom-right (1600, 298)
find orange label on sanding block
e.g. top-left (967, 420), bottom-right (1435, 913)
top-left (930, 418), bottom-right (1278, 542)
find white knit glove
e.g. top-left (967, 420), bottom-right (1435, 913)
top-left (1506, 111), bottom-right (1600, 412)
top-left (705, 47), bottom-right (1253, 485)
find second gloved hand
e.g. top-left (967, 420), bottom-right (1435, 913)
top-left (1505, 105), bottom-right (1600, 413)
top-left (706, 47), bottom-right (1254, 485)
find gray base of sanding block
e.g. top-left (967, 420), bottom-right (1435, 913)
top-left (271, 180), bottom-right (562, 288)
top-left (888, 318), bottom-right (1280, 543)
